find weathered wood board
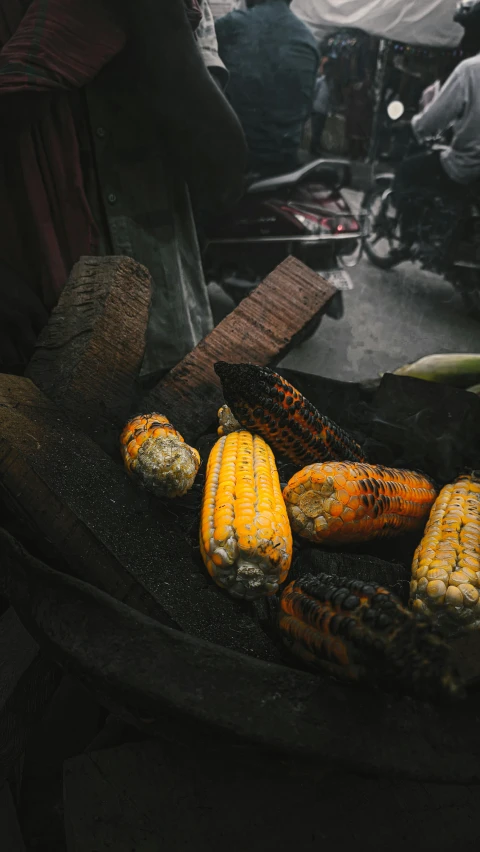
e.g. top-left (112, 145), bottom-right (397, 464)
top-left (0, 608), bottom-right (59, 785)
top-left (6, 529), bottom-right (480, 788)
top-left (0, 376), bottom-right (281, 662)
top-left (26, 256), bottom-right (152, 455)
top-left (63, 738), bottom-right (480, 852)
top-left (142, 256), bottom-right (336, 443)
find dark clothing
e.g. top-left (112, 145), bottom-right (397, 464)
top-left (0, 0), bottom-right (243, 376)
top-left (310, 112), bottom-right (327, 155)
top-left (0, 0), bottom-right (125, 313)
top-left (395, 150), bottom-right (452, 195)
top-left (216, 0), bottom-right (319, 174)
top-left (394, 150), bottom-right (462, 250)
top-left (345, 80), bottom-right (373, 160)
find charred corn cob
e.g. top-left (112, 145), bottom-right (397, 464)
top-left (200, 430), bottom-right (292, 599)
top-left (410, 474), bottom-right (480, 631)
top-left (120, 413), bottom-right (200, 498)
top-left (284, 462), bottom-right (437, 544)
top-left (279, 574), bottom-right (459, 700)
top-left (217, 404), bottom-right (241, 437)
top-left (214, 362), bottom-right (365, 466)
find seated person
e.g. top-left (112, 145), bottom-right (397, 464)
top-left (394, 0), bottom-right (480, 247)
top-left (216, 0), bottom-right (319, 176)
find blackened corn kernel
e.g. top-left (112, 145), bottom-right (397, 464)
top-left (278, 573), bottom-right (460, 701)
top-left (214, 362), bottom-right (365, 466)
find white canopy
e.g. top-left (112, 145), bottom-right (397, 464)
top-left (291, 0), bottom-right (464, 48)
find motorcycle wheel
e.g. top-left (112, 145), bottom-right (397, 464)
top-left (455, 268), bottom-right (480, 320)
top-left (361, 186), bottom-right (406, 270)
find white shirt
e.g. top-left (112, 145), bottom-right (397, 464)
top-left (412, 55), bottom-right (480, 184)
top-left (196, 0), bottom-right (228, 87)
top-left (419, 79), bottom-right (441, 112)
top-left (312, 74), bottom-right (330, 114)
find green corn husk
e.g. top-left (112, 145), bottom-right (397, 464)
top-left (393, 354), bottom-right (480, 388)
top-left (467, 383), bottom-right (480, 396)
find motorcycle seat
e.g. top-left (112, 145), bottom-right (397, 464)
top-left (246, 159), bottom-right (348, 195)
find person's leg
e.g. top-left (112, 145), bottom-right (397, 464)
top-left (310, 113), bottom-right (326, 155)
top-left (395, 150), bottom-right (445, 192)
top-left (394, 150), bottom-right (446, 245)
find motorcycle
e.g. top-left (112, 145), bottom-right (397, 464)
top-left (202, 159), bottom-right (364, 332)
top-left (361, 100), bottom-right (480, 319)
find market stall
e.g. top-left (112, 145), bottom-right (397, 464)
top-left (294, 0), bottom-right (464, 161)
top-left (292, 0), bottom-right (463, 47)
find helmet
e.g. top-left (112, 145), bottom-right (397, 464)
top-left (454, 0), bottom-right (480, 28)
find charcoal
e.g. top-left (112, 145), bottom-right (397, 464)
top-left (451, 631), bottom-right (480, 687)
top-left (291, 548), bottom-right (411, 604)
top-left (279, 368), bottom-right (480, 486)
top-left (370, 373), bottom-right (480, 484)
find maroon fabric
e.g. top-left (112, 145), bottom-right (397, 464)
top-left (185, 0), bottom-right (203, 32)
top-left (0, 0), bottom-right (126, 309)
top-left (0, 0), bottom-right (202, 311)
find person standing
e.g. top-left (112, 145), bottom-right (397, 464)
top-left (344, 70), bottom-right (373, 161)
top-left (216, 0), bottom-right (319, 176)
top-left (0, 0), bottom-right (246, 380)
top-left (310, 58), bottom-right (332, 156)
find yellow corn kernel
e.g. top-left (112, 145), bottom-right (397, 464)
top-left (120, 413), bottom-right (200, 498)
top-left (200, 430), bottom-right (292, 600)
top-left (283, 462), bottom-right (436, 544)
top-left (410, 475), bottom-right (480, 632)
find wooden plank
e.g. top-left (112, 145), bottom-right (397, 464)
top-left (0, 608), bottom-right (59, 786)
top-left (4, 529), bottom-right (480, 786)
top-left (19, 676), bottom-right (102, 852)
top-left (25, 256), bottom-right (152, 456)
top-left (0, 783), bottom-right (26, 852)
top-left (0, 377), bottom-right (281, 662)
top-left (63, 739), bottom-right (480, 852)
top-left (0, 610), bottom-right (38, 707)
top-left (142, 257), bottom-right (336, 443)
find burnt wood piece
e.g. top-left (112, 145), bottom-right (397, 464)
top-left (63, 739), bottom-right (480, 852)
top-left (26, 256), bottom-right (152, 456)
top-left (0, 608), bottom-right (60, 786)
top-left (4, 529), bottom-right (480, 785)
top-left (0, 377), bottom-right (281, 661)
top-left (142, 257), bottom-right (336, 444)
top-left (291, 548), bottom-right (411, 604)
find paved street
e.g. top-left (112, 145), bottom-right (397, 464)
top-left (208, 190), bottom-right (480, 383)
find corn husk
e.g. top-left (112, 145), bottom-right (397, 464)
top-left (393, 354), bottom-right (480, 388)
top-left (467, 383), bottom-right (480, 396)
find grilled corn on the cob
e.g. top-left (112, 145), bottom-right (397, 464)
top-left (279, 574), bottom-right (459, 700)
top-left (410, 474), bottom-right (480, 631)
top-left (120, 413), bottom-right (200, 498)
top-left (283, 462), bottom-right (437, 544)
top-left (214, 361), bottom-right (365, 466)
top-left (200, 430), bottom-right (292, 599)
